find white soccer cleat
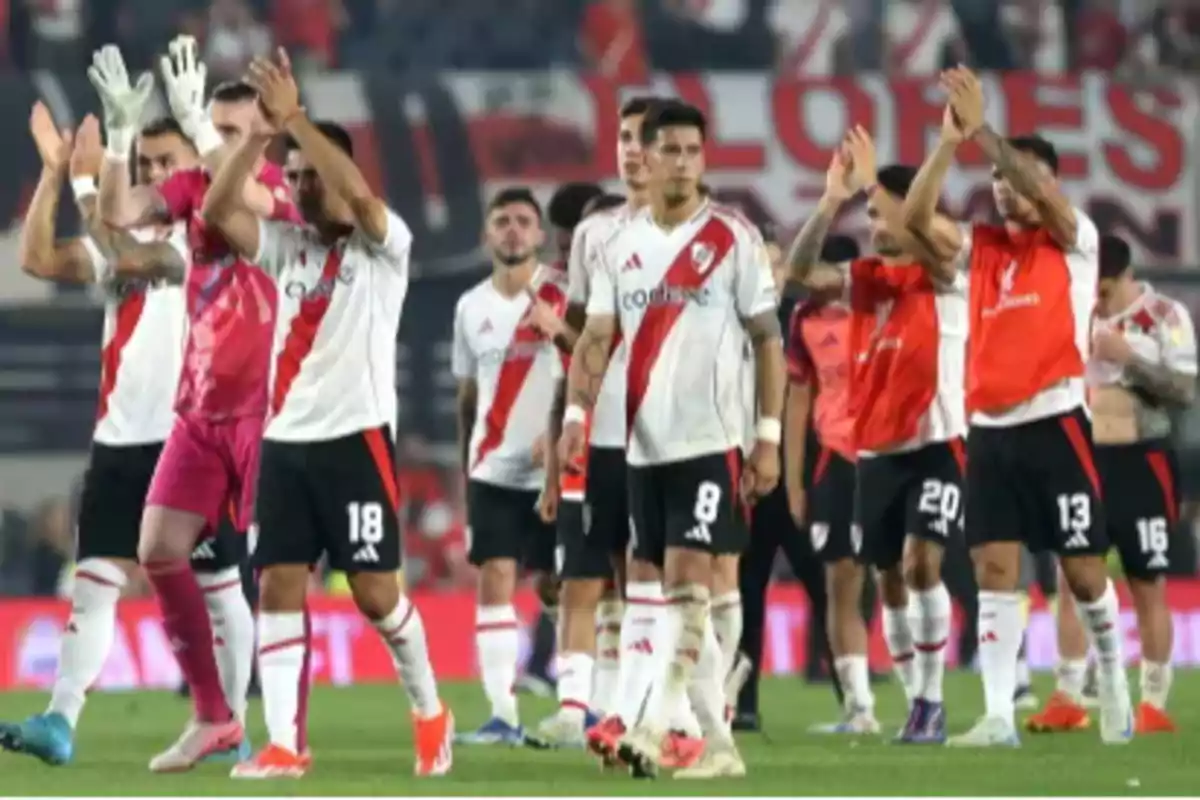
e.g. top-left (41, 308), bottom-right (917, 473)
top-left (1097, 667), bottom-right (1134, 745)
top-left (808, 707), bottom-right (882, 735)
top-left (536, 710), bottom-right (587, 749)
top-left (945, 716), bottom-right (1020, 748)
top-left (673, 740), bottom-right (746, 780)
top-left (149, 718), bottom-right (244, 773)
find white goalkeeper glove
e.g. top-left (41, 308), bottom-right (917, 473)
top-left (159, 35), bottom-right (222, 157)
top-left (86, 45), bottom-right (154, 162)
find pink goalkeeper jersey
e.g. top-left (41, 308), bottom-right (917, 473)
top-left (159, 164), bottom-right (301, 419)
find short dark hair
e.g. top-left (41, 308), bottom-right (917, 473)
top-left (584, 193), bottom-right (625, 218)
top-left (1008, 134), bottom-right (1059, 174)
top-left (548, 182), bottom-right (604, 232)
top-left (140, 117), bottom-right (187, 140)
top-left (876, 164), bottom-right (918, 198)
top-left (1099, 234), bottom-right (1132, 279)
top-left (210, 80), bottom-right (258, 104)
top-left (639, 101), bottom-right (707, 146)
top-left (285, 121), bottom-right (353, 156)
top-left (821, 235), bottom-right (860, 264)
top-left (620, 96), bottom-right (661, 119)
top-left (488, 186), bottom-right (542, 218)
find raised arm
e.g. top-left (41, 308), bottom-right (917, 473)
top-left (943, 66), bottom-right (1076, 249)
top-left (786, 151), bottom-right (854, 293)
top-left (902, 111), bottom-right (966, 283)
top-left (248, 49), bottom-right (388, 242)
top-left (20, 104), bottom-right (96, 284)
top-left (201, 131), bottom-right (271, 260)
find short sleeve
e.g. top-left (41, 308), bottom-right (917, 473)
top-left (566, 223), bottom-right (591, 305)
top-left (734, 226), bottom-right (777, 319)
top-left (1162, 301), bottom-right (1198, 376)
top-left (786, 306), bottom-right (813, 385)
top-left (254, 219), bottom-right (302, 277)
top-left (451, 297), bottom-right (476, 379)
top-left (1071, 208), bottom-right (1099, 256)
top-left (81, 237), bottom-right (110, 284)
top-left (585, 244), bottom-right (617, 317)
top-left (364, 207), bottom-right (413, 273)
top-left (158, 168), bottom-right (203, 221)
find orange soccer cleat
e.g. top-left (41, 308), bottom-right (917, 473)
top-left (230, 743), bottom-right (312, 779)
top-left (659, 730), bottom-right (705, 769)
top-left (1134, 702), bottom-right (1176, 734)
top-left (1025, 691), bottom-right (1091, 733)
top-left (585, 715), bottom-right (625, 768)
top-left (413, 704), bottom-right (454, 776)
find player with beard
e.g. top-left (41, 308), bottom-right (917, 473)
top-left (199, 51), bottom-right (453, 777)
top-left (1027, 234), bottom-right (1194, 736)
top-left (903, 66), bottom-right (1133, 747)
top-left (563, 100), bottom-right (784, 779)
top-left (89, 38), bottom-right (301, 770)
top-left (453, 187), bottom-right (564, 745)
top-left (0, 105), bottom-right (252, 767)
top-left (790, 127), bottom-right (966, 743)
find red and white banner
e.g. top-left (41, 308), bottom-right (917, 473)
top-left (4, 582), bottom-right (1200, 691)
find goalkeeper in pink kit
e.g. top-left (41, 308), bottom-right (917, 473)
top-left (90, 36), bottom-right (299, 771)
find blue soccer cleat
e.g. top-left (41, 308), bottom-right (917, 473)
top-left (200, 735), bottom-right (253, 763)
top-left (896, 699), bottom-right (947, 744)
top-left (0, 712), bottom-right (75, 766)
top-left (454, 716), bottom-right (526, 746)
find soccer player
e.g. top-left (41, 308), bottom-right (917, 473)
top-left (453, 187), bottom-right (563, 744)
top-left (1028, 234), bottom-right (1194, 735)
top-left (903, 66), bottom-right (1133, 746)
top-left (791, 127), bottom-right (966, 743)
top-left (198, 50), bottom-right (453, 777)
top-left (562, 100), bottom-right (785, 779)
top-left (0, 104), bottom-right (250, 766)
top-left (89, 38), bottom-right (300, 769)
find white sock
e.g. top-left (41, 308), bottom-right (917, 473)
top-left (476, 604), bottom-right (520, 726)
top-left (374, 595), bottom-right (441, 718)
top-left (257, 612), bottom-right (307, 754)
top-left (1140, 661), bottom-right (1172, 710)
top-left (643, 585), bottom-right (708, 731)
top-left (197, 567), bottom-right (254, 725)
top-left (48, 559), bottom-right (127, 727)
top-left (910, 584), bottom-right (951, 704)
top-left (977, 590), bottom-right (1022, 726)
top-left (1055, 658), bottom-right (1088, 701)
top-left (1078, 581), bottom-right (1128, 687)
top-left (590, 599), bottom-right (623, 715)
top-left (615, 582), bottom-right (663, 726)
top-left (686, 613), bottom-right (732, 744)
top-left (711, 590), bottom-right (742, 677)
top-left (834, 655), bottom-right (874, 713)
top-left (555, 651), bottom-right (593, 722)
top-left (661, 599), bottom-right (702, 738)
top-left (882, 601), bottom-right (916, 705)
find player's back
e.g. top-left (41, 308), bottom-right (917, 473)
top-left (596, 202), bottom-right (776, 465)
top-left (158, 164), bottom-right (299, 419)
top-left (453, 267), bottom-right (565, 489)
top-left (254, 208), bottom-right (413, 441)
top-left (91, 223), bottom-right (189, 446)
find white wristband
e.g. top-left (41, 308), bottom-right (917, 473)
top-left (104, 126), bottom-right (133, 162)
top-left (563, 404), bottom-right (588, 426)
top-left (191, 117), bottom-right (224, 158)
top-left (71, 178), bottom-right (97, 202)
top-left (756, 418), bottom-right (782, 445)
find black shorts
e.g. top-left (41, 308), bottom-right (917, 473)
top-left (78, 442), bottom-right (240, 572)
top-left (253, 426), bottom-right (401, 573)
top-left (1096, 440), bottom-right (1180, 581)
top-left (855, 439), bottom-right (966, 569)
top-left (965, 408), bottom-right (1108, 556)
top-left (558, 447), bottom-right (629, 580)
top-left (466, 480), bottom-right (556, 572)
top-left (807, 446), bottom-right (858, 564)
top-left (627, 449), bottom-right (748, 566)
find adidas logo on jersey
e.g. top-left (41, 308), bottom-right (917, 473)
top-left (478, 318), bottom-right (493, 334)
top-left (190, 539), bottom-right (216, 561)
top-left (684, 523), bottom-right (712, 544)
top-left (621, 254), bottom-right (642, 272)
top-left (352, 544), bottom-right (380, 563)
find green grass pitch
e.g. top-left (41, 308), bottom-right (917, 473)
top-left (0, 671), bottom-right (1194, 796)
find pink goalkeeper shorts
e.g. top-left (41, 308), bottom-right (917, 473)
top-left (146, 414), bottom-right (264, 533)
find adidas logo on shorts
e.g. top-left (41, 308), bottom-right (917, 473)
top-left (352, 544), bottom-right (380, 563)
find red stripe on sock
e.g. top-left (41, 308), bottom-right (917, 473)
top-left (914, 639), bottom-right (947, 653)
top-left (561, 699), bottom-right (589, 712)
top-left (200, 578), bottom-right (242, 595)
top-left (476, 621), bottom-right (518, 632)
top-left (76, 570), bottom-right (121, 588)
top-left (892, 651), bottom-right (915, 663)
top-left (384, 602), bottom-right (417, 642)
top-left (626, 597), bottom-right (666, 606)
top-left (259, 636), bottom-right (307, 656)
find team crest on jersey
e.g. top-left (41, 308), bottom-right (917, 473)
top-left (691, 242), bottom-right (715, 274)
top-left (999, 260), bottom-right (1018, 294)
